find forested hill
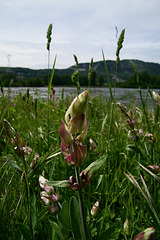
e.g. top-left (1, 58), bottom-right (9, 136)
top-left (1, 59), bottom-right (160, 87)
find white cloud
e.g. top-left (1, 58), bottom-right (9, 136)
top-left (0, 0), bottom-right (160, 69)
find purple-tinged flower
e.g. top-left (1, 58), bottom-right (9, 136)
top-left (68, 176), bottom-right (79, 190)
top-left (80, 170), bottom-right (91, 188)
top-left (39, 175), bottom-right (59, 213)
top-left (30, 153), bottom-right (39, 169)
top-left (124, 217), bottom-right (131, 236)
top-left (152, 91), bottom-right (160, 106)
top-left (89, 138), bottom-right (97, 151)
top-left (134, 227), bottom-right (156, 240)
top-left (60, 90), bottom-right (88, 167)
top-left (145, 133), bottom-right (156, 143)
top-left (39, 175), bottom-right (54, 194)
top-left (3, 119), bottom-right (32, 156)
top-left (61, 142), bottom-right (87, 167)
top-left (91, 201), bottom-right (99, 216)
top-left (148, 165), bottom-right (160, 174)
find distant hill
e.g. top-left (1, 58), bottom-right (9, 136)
top-left (1, 59), bottom-right (160, 87)
top-left (69, 59), bottom-right (160, 82)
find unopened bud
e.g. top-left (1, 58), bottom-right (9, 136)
top-left (65, 90), bottom-right (89, 124)
top-left (91, 201), bottom-right (99, 216)
top-left (148, 165), bottom-right (160, 174)
top-left (134, 227), bottom-right (156, 240)
top-left (152, 91), bottom-right (160, 106)
top-left (124, 217), bottom-right (131, 235)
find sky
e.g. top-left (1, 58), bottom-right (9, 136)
top-left (0, 0), bottom-right (160, 69)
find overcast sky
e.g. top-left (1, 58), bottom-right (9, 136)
top-left (0, 0), bottom-right (160, 69)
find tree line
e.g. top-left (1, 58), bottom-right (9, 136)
top-left (0, 71), bottom-right (106, 87)
top-left (1, 70), bottom-right (160, 88)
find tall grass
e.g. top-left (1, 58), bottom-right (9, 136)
top-left (0, 86), bottom-right (160, 239)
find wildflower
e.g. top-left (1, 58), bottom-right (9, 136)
top-left (3, 119), bottom-right (32, 156)
top-left (68, 171), bottom-right (91, 190)
top-left (30, 153), bottom-right (39, 169)
top-left (148, 165), bottom-right (160, 174)
top-left (116, 102), bottom-right (130, 119)
top-left (152, 91), bottom-right (160, 106)
top-left (39, 175), bottom-right (59, 213)
top-left (60, 90), bottom-right (88, 167)
top-left (124, 217), bottom-right (131, 235)
top-left (91, 201), bottom-right (99, 216)
top-left (68, 176), bottom-right (79, 190)
top-left (89, 138), bottom-right (97, 151)
top-left (145, 133), bottom-right (156, 144)
top-left (134, 227), bottom-right (156, 240)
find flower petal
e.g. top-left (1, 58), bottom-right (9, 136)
top-left (60, 121), bottom-right (74, 146)
top-left (65, 143), bottom-right (86, 166)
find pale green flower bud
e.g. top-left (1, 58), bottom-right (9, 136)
top-left (152, 91), bottom-right (160, 106)
top-left (134, 227), bottom-right (156, 240)
top-left (91, 201), bottom-right (99, 216)
top-left (65, 90), bottom-right (89, 124)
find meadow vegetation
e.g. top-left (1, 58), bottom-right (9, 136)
top-left (0, 26), bottom-right (159, 240)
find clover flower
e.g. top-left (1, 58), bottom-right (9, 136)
top-left (60, 90), bottom-right (88, 167)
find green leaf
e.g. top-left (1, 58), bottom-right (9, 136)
top-left (30, 193), bottom-right (37, 232)
top-left (17, 223), bottom-right (32, 240)
top-left (59, 201), bottom-right (70, 228)
top-left (50, 221), bottom-right (64, 240)
top-left (9, 160), bottom-right (22, 174)
top-left (83, 156), bottom-right (106, 177)
top-left (69, 196), bottom-right (84, 240)
top-left (47, 55), bottom-right (57, 95)
top-left (99, 226), bottom-right (115, 240)
top-left (45, 180), bottom-right (70, 188)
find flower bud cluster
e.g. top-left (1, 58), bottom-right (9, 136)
top-left (68, 170), bottom-right (91, 190)
top-left (3, 119), bottom-right (32, 156)
top-left (116, 103), bottom-right (143, 142)
top-left (39, 175), bottom-right (59, 213)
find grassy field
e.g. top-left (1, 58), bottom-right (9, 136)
top-left (0, 86), bottom-right (160, 239)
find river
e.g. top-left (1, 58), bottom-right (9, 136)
top-left (3, 87), bottom-right (159, 108)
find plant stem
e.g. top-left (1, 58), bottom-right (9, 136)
top-left (75, 166), bottom-right (88, 240)
top-left (22, 155), bottom-right (32, 232)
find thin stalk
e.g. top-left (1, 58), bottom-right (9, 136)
top-left (22, 155), bottom-right (32, 233)
top-left (47, 51), bottom-right (50, 147)
top-left (75, 167), bottom-right (88, 240)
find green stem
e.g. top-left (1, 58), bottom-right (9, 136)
top-left (22, 155), bottom-right (31, 232)
top-left (75, 167), bottom-right (88, 240)
top-left (47, 49), bottom-right (50, 147)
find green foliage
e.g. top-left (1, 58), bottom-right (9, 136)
top-left (1, 87), bottom-right (160, 239)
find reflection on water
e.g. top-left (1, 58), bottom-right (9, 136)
top-left (3, 87), bottom-right (159, 108)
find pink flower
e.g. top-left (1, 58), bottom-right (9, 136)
top-left (60, 91), bottom-right (88, 167)
top-left (39, 175), bottom-right (59, 213)
top-left (148, 165), bottom-right (160, 174)
top-left (91, 201), bottom-right (99, 216)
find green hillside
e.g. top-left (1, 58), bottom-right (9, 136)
top-left (0, 59), bottom-right (160, 87)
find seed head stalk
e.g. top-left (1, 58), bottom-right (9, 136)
top-left (46, 23), bottom-right (53, 147)
top-left (75, 166), bottom-right (88, 240)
